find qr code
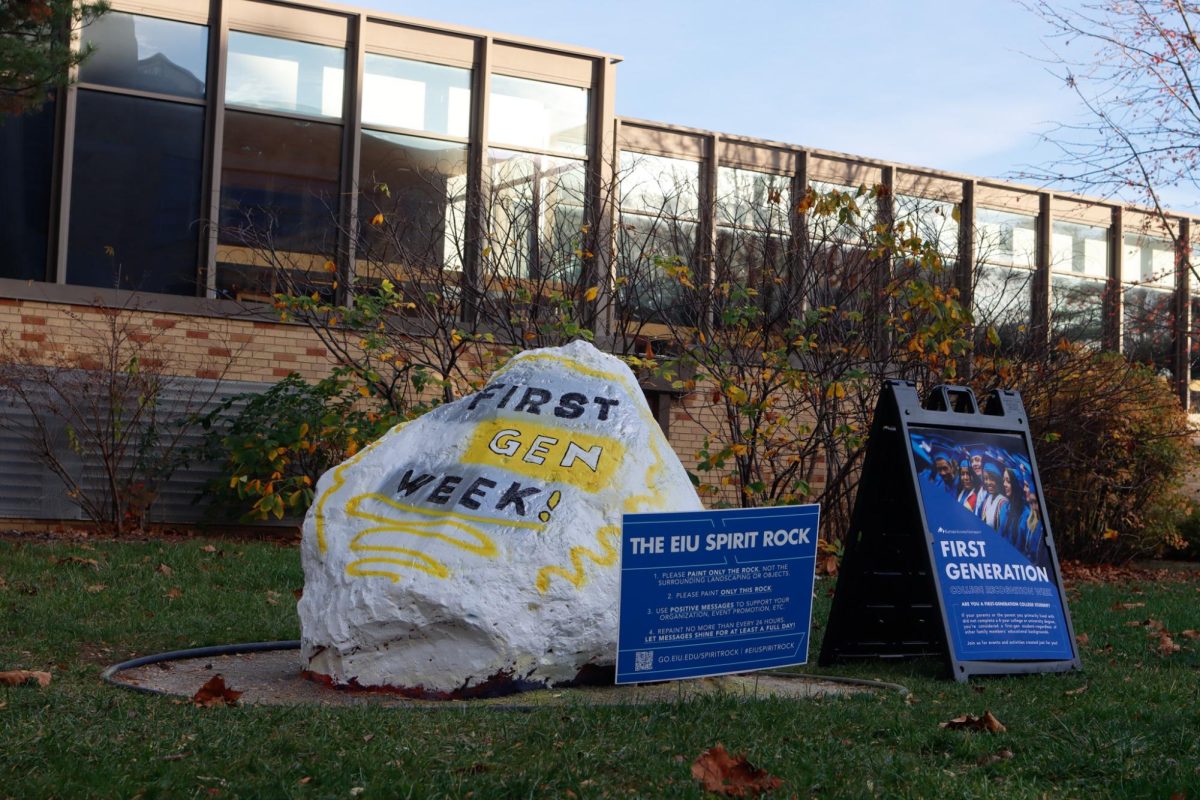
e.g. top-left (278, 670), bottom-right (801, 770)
top-left (634, 650), bottom-right (654, 672)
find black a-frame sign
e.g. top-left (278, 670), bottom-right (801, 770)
top-left (820, 380), bottom-right (1081, 682)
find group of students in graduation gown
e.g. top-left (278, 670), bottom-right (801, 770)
top-left (927, 450), bottom-right (1047, 567)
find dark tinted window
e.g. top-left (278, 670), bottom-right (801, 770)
top-left (0, 101), bottom-right (55, 281)
top-left (67, 91), bottom-right (204, 295)
top-left (218, 111), bottom-right (341, 298)
top-left (80, 12), bottom-right (207, 99)
top-left (358, 131), bottom-right (467, 273)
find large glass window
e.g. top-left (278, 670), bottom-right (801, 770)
top-left (715, 167), bottom-right (790, 293)
top-left (67, 91), bottom-right (205, 295)
top-left (483, 150), bottom-right (586, 282)
top-left (806, 181), bottom-right (876, 243)
top-left (1123, 232), bottom-right (1176, 287)
top-left (617, 151), bottom-right (701, 324)
top-left (357, 132), bottom-right (468, 275)
top-left (226, 32), bottom-right (344, 118)
top-left (1051, 274), bottom-right (1105, 348)
top-left (0, 101), bottom-right (56, 281)
top-left (1123, 286), bottom-right (1174, 372)
top-left (362, 54), bottom-right (470, 137)
top-left (896, 194), bottom-right (959, 261)
top-left (488, 74), bottom-right (587, 155)
top-left (80, 12), bottom-right (207, 99)
top-left (1051, 220), bottom-right (1107, 278)
top-left (217, 111), bottom-right (342, 298)
top-left (973, 207), bottom-right (1036, 352)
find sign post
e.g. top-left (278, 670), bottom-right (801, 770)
top-left (819, 380), bottom-right (1081, 681)
top-left (616, 505), bottom-right (819, 684)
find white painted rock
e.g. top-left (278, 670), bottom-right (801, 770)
top-left (298, 340), bottom-right (702, 695)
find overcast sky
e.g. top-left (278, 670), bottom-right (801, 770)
top-left (355, 1), bottom-right (1088, 186)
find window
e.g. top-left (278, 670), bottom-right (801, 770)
top-left (217, 111), bottom-right (342, 299)
top-left (357, 132), bottom-right (468, 275)
top-left (484, 150), bottom-right (587, 282)
top-left (362, 54), bottom-right (470, 137)
top-left (806, 181), bottom-right (876, 243)
top-left (1051, 274), bottom-right (1105, 348)
top-left (715, 166), bottom-right (790, 293)
top-left (1123, 285), bottom-right (1174, 373)
top-left (617, 152), bottom-right (701, 324)
top-left (226, 31), bottom-right (344, 118)
top-left (67, 91), bottom-right (205, 295)
top-left (1051, 220), bottom-right (1107, 278)
top-left (973, 208), bottom-right (1037, 352)
top-left (0, 101), bottom-right (56, 281)
top-left (1123, 232), bottom-right (1175, 287)
top-left (489, 74), bottom-right (587, 155)
top-left (80, 12), bottom-right (208, 99)
top-left (896, 194), bottom-right (959, 262)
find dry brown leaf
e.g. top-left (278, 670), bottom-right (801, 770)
top-left (292, 587), bottom-right (303, 600)
top-left (1064, 685), bottom-right (1088, 696)
top-left (1075, 633), bottom-right (1090, 647)
top-left (690, 743), bottom-right (783, 797)
top-left (1157, 633), bottom-right (1181, 656)
top-left (1110, 601), bottom-right (1145, 610)
top-left (0, 670), bottom-right (51, 688)
top-left (54, 556), bottom-right (99, 569)
top-left (166, 587), bottom-right (183, 600)
top-left (297, 777), bottom-right (311, 785)
top-left (191, 674), bottom-right (242, 707)
top-left (84, 584), bottom-right (106, 594)
top-left (266, 591), bottom-right (281, 606)
top-left (0, 700), bottom-right (7, 709)
top-left (156, 563), bottom-right (173, 576)
top-left (939, 711), bottom-right (1006, 733)
top-left (976, 748), bottom-right (1014, 766)
top-left (1179, 629), bottom-right (1200, 640)
top-left (200, 545), bottom-right (217, 553)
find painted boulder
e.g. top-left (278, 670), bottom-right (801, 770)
top-left (298, 340), bottom-right (703, 695)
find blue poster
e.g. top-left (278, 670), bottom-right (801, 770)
top-left (910, 426), bottom-right (1073, 661)
top-left (616, 505), bottom-right (819, 684)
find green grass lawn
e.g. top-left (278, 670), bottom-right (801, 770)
top-left (1, 536), bottom-right (1198, 799)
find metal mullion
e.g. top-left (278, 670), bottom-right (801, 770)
top-left (461, 35), bottom-right (492, 326)
top-left (1175, 217), bottom-right (1191, 406)
top-left (73, 82), bottom-right (207, 107)
top-left (788, 150), bottom-right (809, 316)
top-left (223, 103), bottom-right (341, 126)
top-left (585, 56), bottom-right (617, 339)
top-left (697, 134), bottom-right (718, 332)
top-left (1105, 206), bottom-right (1123, 352)
top-left (359, 123), bottom-right (470, 147)
top-left (52, 17), bottom-right (83, 285)
top-left (956, 179), bottom-right (976, 378)
top-left (338, 12), bottom-right (365, 307)
top-left (1033, 193), bottom-right (1053, 352)
top-left (204, 0), bottom-right (228, 298)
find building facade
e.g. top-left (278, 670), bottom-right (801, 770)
top-left (1, 0), bottom-right (1198, 521)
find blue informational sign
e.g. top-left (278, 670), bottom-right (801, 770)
top-left (616, 505), bottom-right (820, 684)
top-left (910, 426), bottom-right (1074, 662)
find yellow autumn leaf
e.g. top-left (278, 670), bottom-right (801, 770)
top-left (371, 213), bottom-right (384, 226)
top-left (323, 260), bottom-right (337, 273)
top-left (825, 382), bottom-right (846, 400)
top-left (584, 286), bottom-right (599, 302)
top-left (357, 386), bottom-right (370, 398)
top-left (1102, 529), bottom-right (1119, 540)
top-left (730, 443), bottom-right (749, 457)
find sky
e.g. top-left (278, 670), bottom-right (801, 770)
top-left (356, 0), bottom-right (1084, 191)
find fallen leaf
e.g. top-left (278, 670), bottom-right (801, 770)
top-left (298, 777), bottom-right (311, 785)
top-left (200, 545), bottom-right (217, 553)
top-left (1075, 633), bottom-right (1090, 647)
top-left (904, 693), bottom-right (919, 705)
top-left (0, 700), bottom-right (7, 709)
top-left (690, 743), bottom-right (783, 797)
top-left (1110, 601), bottom-right (1144, 610)
top-left (362, 734), bottom-right (375, 743)
top-left (292, 588), bottom-right (304, 600)
top-left (54, 555), bottom-right (99, 569)
top-left (162, 753), bottom-right (190, 761)
top-left (85, 584), bottom-right (106, 593)
top-left (191, 675), bottom-right (242, 707)
top-left (1157, 633), bottom-right (1181, 656)
top-left (350, 788), bottom-right (365, 797)
top-left (1179, 629), bottom-right (1199, 640)
top-left (166, 587), bottom-right (183, 600)
top-left (157, 563), bottom-right (173, 576)
top-left (1064, 685), bottom-right (1088, 696)
top-left (266, 591), bottom-right (281, 606)
top-left (939, 711), bottom-right (1006, 733)
top-left (0, 670), bottom-right (51, 688)
top-left (976, 748), bottom-right (1014, 766)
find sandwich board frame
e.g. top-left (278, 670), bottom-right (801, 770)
top-left (819, 380), bottom-right (1081, 682)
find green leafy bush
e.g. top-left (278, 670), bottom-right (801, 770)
top-left (974, 345), bottom-right (1195, 562)
top-left (195, 372), bottom-right (400, 520)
